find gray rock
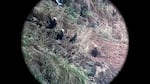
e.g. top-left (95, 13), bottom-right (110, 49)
top-left (88, 80), bottom-right (97, 84)
top-left (82, 61), bottom-right (96, 77)
top-left (93, 61), bottom-right (117, 84)
top-left (86, 61), bottom-right (95, 66)
top-left (95, 61), bottom-right (105, 68)
top-left (95, 72), bottom-right (111, 84)
top-left (88, 66), bottom-right (96, 77)
top-left (87, 22), bottom-right (97, 28)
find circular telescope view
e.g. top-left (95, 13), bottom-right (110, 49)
top-left (21, 0), bottom-right (129, 84)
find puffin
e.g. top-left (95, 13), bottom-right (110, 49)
top-left (91, 44), bottom-right (100, 57)
top-left (46, 16), bottom-right (57, 29)
top-left (56, 29), bottom-right (65, 40)
top-left (69, 33), bottom-right (77, 43)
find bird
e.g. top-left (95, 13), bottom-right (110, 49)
top-left (111, 10), bottom-right (117, 16)
top-left (55, 0), bottom-right (63, 6)
top-left (91, 47), bottom-right (98, 57)
top-left (56, 29), bottom-right (65, 40)
top-left (91, 45), bottom-right (100, 57)
top-left (69, 33), bottom-right (77, 43)
top-left (46, 16), bottom-right (57, 29)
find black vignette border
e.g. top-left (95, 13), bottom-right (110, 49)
top-left (110, 0), bottom-right (137, 84)
top-left (5, 0), bottom-right (137, 84)
top-left (5, 0), bottom-right (41, 84)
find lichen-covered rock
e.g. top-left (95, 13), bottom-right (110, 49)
top-left (87, 22), bottom-right (97, 28)
top-left (81, 59), bottom-right (96, 77)
top-left (95, 72), bottom-right (112, 84)
top-left (94, 61), bottom-right (118, 84)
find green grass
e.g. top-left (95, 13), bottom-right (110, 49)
top-left (43, 53), bottom-right (88, 84)
top-left (65, 7), bottom-right (77, 18)
top-left (85, 10), bottom-right (93, 17)
top-left (22, 45), bottom-right (88, 84)
top-left (22, 21), bottom-right (88, 84)
top-left (46, 54), bottom-right (88, 84)
top-left (64, 7), bottom-right (78, 24)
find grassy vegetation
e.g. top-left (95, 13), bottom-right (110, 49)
top-left (22, 3), bottom-right (88, 82)
top-left (23, 48), bottom-right (88, 84)
top-left (85, 10), bottom-right (92, 17)
top-left (81, 8), bottom-right (92, 18)
top-left (63, 7), bottom-right (78, 24)
top-left (22, 26), bottom-right (88, 84)
top-left (100, 26), bottom-right (113, 40)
